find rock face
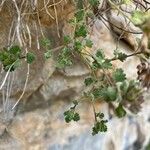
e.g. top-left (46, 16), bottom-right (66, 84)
top-left (0, 0), bottom-right (149, 150)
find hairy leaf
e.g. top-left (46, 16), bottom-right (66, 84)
top-left (113, 68), bottom-right (126, 82)
top-left (26, 52), bottom-right (35, 64)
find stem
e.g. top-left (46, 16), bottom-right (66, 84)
top-left (109, 51), bottom-right (143, 61)
top-left (92, 102), bottom-right (97, 122)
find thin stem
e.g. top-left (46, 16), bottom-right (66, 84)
top-left (92, 102), bottom-right (97, 122)
top-left (100, 15), bottom-right (142, 34)
top-left (11, 64), bottom-right (30, 110)
top-left (109, 51), bottom-right (143, 61)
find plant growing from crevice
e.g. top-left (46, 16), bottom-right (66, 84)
top-left (0, 0), bottom-right (149, 135)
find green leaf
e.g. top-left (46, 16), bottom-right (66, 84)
top-left (64, 110), bottom-right (74, 123)
top-left (64, 110), bottom-right (80, 123)
top-left (126, 87), bottom-right (140, 101)
top-left (40, 38), bottom-right (51, 47)
top-left (26, 52), bottom-right (35, 64)
top-left (73, 113), bottom-right (80, 121)
top-left (64, 35), bottom-right (72, 45)
top-left (88, 0), bottom-right (99, 6)
top-left (9, 45), bottom-right (21, 55)
top-left (92, 120), bottom-right (108, 135)
top-left (123, 0), bottom-right (132, 4)
top-left (44, 50), bottom-right (52, 59)
top-left (57, 57), bottom-right (72, 68)
top-left (115, 104), bottom-right (126, 118)
top-left (75, 25), bottom-right (87, 38)
top-left (117, 52), bottom-right (128, 62)
top-left (121, 80), bottom-right (141, 102)
top-left (75, 10), bottom-right (84, 22)
top-left (84, 77), bottom-right (96, 86)
top-left (120, 81), bottom-right (129, 96)
top-left (94, 50), bottom-right (112, 69)
top-left (113, 68), bottom-right (126, 82)
top-left (92, 60), bottom-right (100, 70)
top-left (96, 49), bottom-right (105, 59)
top-left (131, 11), bottom-right (146, 26)
top-left (0, 51), bottom-right (9, 62)
top-left (92, 88), bottom-right (103, 99)
top-left (76, 0), bottom-right (84, 10)
top-left (0, 46), bottom-right (22, 72)
top-left (92, 86), bottom-right (117, 101)
top-left (113, 50), bottom-right (127, 62)
top-left (85, 39), bottom-right (93, 48)
top-left (57, 47), bottom-right (72, 68)
top-left (106, 86), bottom-right (117, 101)
top-left (74, 40), bottom-right (83, 51)
top-left (102, 59), bottom-right (112, 69)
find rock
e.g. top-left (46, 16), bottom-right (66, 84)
top-left (0, 1), bottom-right (149, 150)
top-left (0, 100), bottom-right (148, 150)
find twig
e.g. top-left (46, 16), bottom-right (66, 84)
top-left (133, 0), bottom-right (147, 10)
top-left (110, 51), bottom-right (143, 61)
top-left (12, 0), bottom-right (23, 46)
top-left (92, 102), bottom-right (97, 122)
top-left (143, 0), bottom-right (150, 5)
top-left (26, 24), bottom-right (32, 48)
top-left (11, 64), bottom-right (30, 110)
top-left (12, 47), bottom-right (30, 110)
top-left (8, 19), bottom-right (14, 46)
top-left (100, 15), bottom-right (142, 34)
top-left (53, 0), bottom-right (60, 38)
top-left (44, 0), bottom-right (55, 20)
top-left (0, 0), bottom-right (6, 11)
top-left (0, 62), bottom-right (16, 90)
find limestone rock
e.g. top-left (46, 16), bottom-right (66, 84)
top-left (0, 1), bottom-right (149, 150)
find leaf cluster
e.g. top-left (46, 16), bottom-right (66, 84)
top-left (0, 45), bottom-right (36, 71)
top-left (40, 38), bottom-right (52, 59)
top-left (0, 45), bottom-right (21, 71)
top-left (92, 113), bottom-right (108, 135)
top-left (64, 100), bottom-right (80, 123)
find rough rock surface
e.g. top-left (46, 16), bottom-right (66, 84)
top-left (0, 1), bottom-right (149, 150)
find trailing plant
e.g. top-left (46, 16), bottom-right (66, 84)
top-left (0, 0), bottom-right (150, 135)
